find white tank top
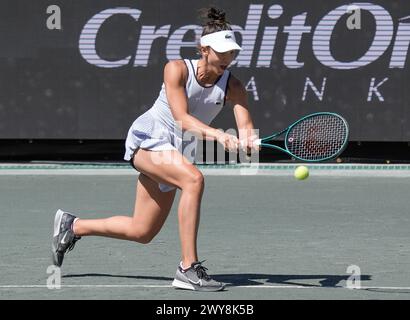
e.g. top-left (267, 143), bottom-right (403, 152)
top-left (149, 59), bottom-right (231, 132)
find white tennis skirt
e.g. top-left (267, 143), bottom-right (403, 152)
top-left (124, 110), bottom-right (198, 192)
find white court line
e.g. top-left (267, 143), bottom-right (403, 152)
top-left (1, 284), bottom-right (410, 290)
top-left (1, 166), bottom-right (410, 177)
top-left (1, 169), bottom-right (410, 177)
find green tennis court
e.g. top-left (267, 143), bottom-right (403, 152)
top-left (1, 164), bottom-right (410, 300)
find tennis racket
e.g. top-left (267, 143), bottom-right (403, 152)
top-left (254, 112), bottom-right (349, 162)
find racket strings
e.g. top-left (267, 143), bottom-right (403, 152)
top-left (286, 115), bottom-right (348, 161)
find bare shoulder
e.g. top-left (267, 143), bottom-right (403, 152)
top-left (164, 60), bottom-right (188, 84)
top-left (165, 59), bottom-right (187, 71)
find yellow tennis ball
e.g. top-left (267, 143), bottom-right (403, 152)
top-left (294, 165), bottom-right (309, 180)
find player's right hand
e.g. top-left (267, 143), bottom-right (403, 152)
top-left (217, 131), bottom-right (239, 152)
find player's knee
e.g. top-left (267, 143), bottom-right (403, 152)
top-left (183, 171), bottom-right (204, 190)
top-left (192, 171), bottom-right (204, 186)
top-left (128, 229), bottom-right (155, 244)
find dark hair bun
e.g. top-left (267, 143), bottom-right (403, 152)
top-left (199, 7), bottom-right (231, 34)
top-left (207, 7), bottom-right (226, 24)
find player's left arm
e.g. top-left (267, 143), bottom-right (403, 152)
top-left (225, 75), bottom-right (259, 151)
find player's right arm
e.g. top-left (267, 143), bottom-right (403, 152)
top-left (163, 60), bottom-right (237, 150)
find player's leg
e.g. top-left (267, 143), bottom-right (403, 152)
top-left (52, 148), bottom-right (199, 267)
top-left (73, 173), bottom-right (176, 243)
top-left (132, 148), bottom-right (205, 268)
top-left (52, 168), bottom-right (176, 267)
top-left (132, 149), bottom-right (224, 291)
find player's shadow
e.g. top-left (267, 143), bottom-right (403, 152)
top-left (63, 273), bottom-right (371, 288)
top-left (212, 274), bottom-right (372, 288)
top-left (63, 273), bottom-right (174, 282)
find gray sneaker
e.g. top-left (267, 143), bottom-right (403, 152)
top-left (51, 209), bottom-right (81, 267)
top-left (172, 261), bottom-right (225, 292)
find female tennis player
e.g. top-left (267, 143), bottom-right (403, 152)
top-left (52, 7), bottom-right (258, 292)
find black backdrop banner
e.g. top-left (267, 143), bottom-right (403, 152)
top-left (1, 0), bottom-right (409, 141)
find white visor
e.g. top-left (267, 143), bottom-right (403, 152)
top-left (200, 30), bottom-right (242, 53)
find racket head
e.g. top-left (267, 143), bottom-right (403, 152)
top-left (284, 112), bottom-right (349, 162)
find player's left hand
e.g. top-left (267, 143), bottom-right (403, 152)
top-left (239, 134), bottom-right (260, 153)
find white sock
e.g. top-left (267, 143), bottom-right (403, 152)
top-left (180, 262), bottom-right (191, 271)
top-left (71, 218), bottom-right (79, 234)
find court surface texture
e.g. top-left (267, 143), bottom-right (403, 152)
top-left (1, 163), bottom-right (410, 300)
